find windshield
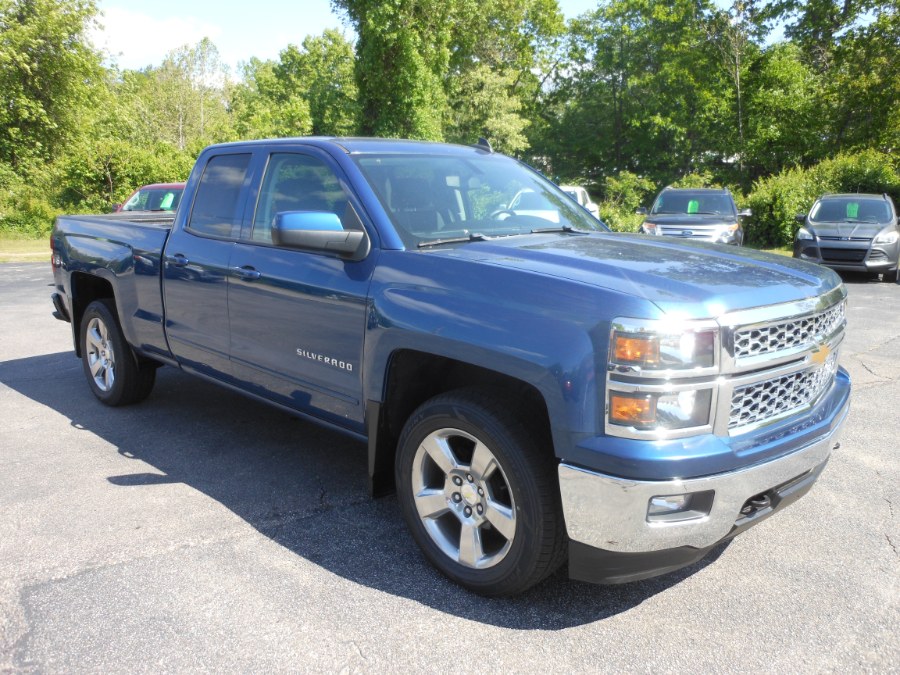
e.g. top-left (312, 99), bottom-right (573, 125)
top-left (123, 187), bottom-right (183, 211)
top-left (810, 198), bottom-right (892, 224)
top-left (650, 192), bottom-right (735, 216)
top-left (352, 153), bottom-right (606, 247)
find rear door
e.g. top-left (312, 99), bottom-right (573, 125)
top-left (163, 152), bottom-right (253, 380)
top-left (227, 148), bottom-right (377, 432)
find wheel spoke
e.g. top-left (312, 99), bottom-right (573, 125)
top-left (458, 522), bottom-right (484, 567)
top-left (484, 500), bottom-right (516, 541)
top-left (420, 434), bottom-right (458, 474)
top-left (469, 441), bottom-right (498, 482)
top-left (104, 366), bottom-right (114, 390)
top-left (414, 489), bottom-right (450, 520)
top-left (89, 357), bottom-right (103, 378)
top-left (87, 325), bottom-right (103, 352)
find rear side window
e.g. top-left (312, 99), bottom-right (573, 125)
top-left (187, 154), bottom-right (252, 238)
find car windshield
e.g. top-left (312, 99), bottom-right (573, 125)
top-left (123, 187), bottom-right (184, 211)
top-left (352, 153), bottom-right (606, 247)
top-left (809, 198), bottom-right (892, 224)
top-left (651, 192), bottom-right (735, 216)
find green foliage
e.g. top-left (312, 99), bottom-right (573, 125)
top-left (596, 171), bottom-right (656, 232)
top-left (58, 139), bottom-right (193, 213)
top-left (0, 161), bottom-right (58, 236)
top-left (0, 0), bottom-right (104, 169)
top-left (746, 150), bottom-right (900, 247)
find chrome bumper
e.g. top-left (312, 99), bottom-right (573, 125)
top-left (558, 396), bottom-right (848, 554)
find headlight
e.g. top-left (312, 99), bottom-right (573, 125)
top-left (796, 227), bottom-right (814, 241)
top-left (608, 389), bottom-right (713, 431)
top-left (874, 230), bottom-right (899, 245)
top-left (642, 222), bottom-right (661, 235)
top-left (610, 327), bottom-right (716, 371)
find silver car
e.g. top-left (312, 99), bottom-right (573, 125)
top-left (793, 193), bottom-right (899, 283)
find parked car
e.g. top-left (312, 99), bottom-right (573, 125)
top-left (559, 185), bottom-right (600, 218)
top-left (794, 193), bottom-right (899, 283)
top-left (114, 183), bottom-right (186, 212)
top-left (637, 187), bottom-right (750, 245)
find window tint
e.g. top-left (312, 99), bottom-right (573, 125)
top-left (810, 198), bottom-right (892, 223)
top-left (187, 154), bottom-right (251, 238)
top-left (652, 192), bottom-right (735, 216)
top-left (252, 153), bottom-right (351, 244)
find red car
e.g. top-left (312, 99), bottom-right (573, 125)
top-left (115, 183), bottom-right (186, 212)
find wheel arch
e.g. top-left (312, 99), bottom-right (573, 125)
top-left (70, 272), bottom-right (115, 357)
top-left (366, 349), bottom-right (554, 497)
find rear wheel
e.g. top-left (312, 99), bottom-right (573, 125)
top-left (395, 388), bottom-right (565, 596)
top-left (80, 299), bottom-right (156, 406)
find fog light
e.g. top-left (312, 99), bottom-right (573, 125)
top-left (647, 490), bottom-right (715, 523)
top-left (649, 494), bottom-right (691, 515)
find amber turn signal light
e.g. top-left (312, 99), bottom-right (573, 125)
top-left (609, 393), bottom-right (656, 427)
top-left (613, 335), bottom-right (659, 366)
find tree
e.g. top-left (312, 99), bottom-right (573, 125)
top-left (0, 0), bottom-right (103, 171)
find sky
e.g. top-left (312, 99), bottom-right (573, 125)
top-left (91, 0), bottom-right (600, 73)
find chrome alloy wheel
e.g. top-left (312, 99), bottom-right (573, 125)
top-left (411, 428), bottom-right (517, 569)
top-left (85, 316), bottom-right (116, 392)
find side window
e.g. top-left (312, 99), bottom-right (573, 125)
top-left (252, 153), bottom-right (350, 244)
top-left (187, 153), bottom-right (251, 239)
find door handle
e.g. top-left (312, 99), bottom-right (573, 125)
top-left (232, 265), bottom-right (261, 281)
top-left (168, 254), bottom-right (190, 267)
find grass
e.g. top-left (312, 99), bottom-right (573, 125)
top-left (0, 233), bottom-right (49, 263)
top-left (758, 246), bottom-right (792, 257)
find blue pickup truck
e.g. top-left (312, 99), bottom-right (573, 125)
top-left (50, 138), bottom-right (850, 596)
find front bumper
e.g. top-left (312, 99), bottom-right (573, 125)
top-left (559, 389), bottom-right (849, 584)
top-left (794, 240), bottom-right (899, 274)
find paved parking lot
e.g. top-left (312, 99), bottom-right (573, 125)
top-left (1, 262), bottom-right (898, 672)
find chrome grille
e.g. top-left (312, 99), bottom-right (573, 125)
top-left (729, 352), bottom-right (839, 429)
top-left (733, 302), bottom-right (845, 359)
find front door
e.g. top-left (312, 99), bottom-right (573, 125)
top-left (227, 150), bottom-right (376, 431)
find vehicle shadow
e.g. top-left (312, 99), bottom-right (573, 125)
top-left (0, 352), bottom-right (727, 629)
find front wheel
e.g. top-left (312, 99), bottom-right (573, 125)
top-left (80, 299), bottom-right (156, 406)
top-left (883, 268), bottom-right (899, 283)
top-left (395, 388), bottom-right (566, 596)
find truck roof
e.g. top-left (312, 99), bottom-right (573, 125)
top-left (201, 137), bottom-right (492, 157)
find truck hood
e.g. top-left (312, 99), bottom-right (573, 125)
top-left (808, 221), bottom-right (888, 239)
top-left (427, 232), bottom-right (840, 318)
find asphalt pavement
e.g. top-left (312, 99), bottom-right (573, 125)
top-left (1, 262), bottom-right (898, 672)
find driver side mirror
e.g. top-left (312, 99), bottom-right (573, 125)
top-left (795, 213), bottom-right (807, 224)
top-left (273, 211), bottom-right (369, 261)
top-left (635, 207), bottom-right (648, 216)
top-left (738, 208), bottom-right (752, 217)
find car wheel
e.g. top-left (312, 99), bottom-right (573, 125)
top-left (395, 388), bottom-right (566, 596)
top-left (80, 299), bottom-right (156, 406)
top-left (883, 268), bottom-right (899, 283)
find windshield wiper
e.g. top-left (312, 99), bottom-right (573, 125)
top-left (530, 225), bottom-right (577, 234)
top-left (418, 232), bottom-right (487, 248)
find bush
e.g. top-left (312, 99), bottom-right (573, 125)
top-left (746, 150), bottom-right (900, 247)
top-left (0, 164), bottom-right (58, 237)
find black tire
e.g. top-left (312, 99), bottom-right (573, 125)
top-left (395, 388), bottom-right (566, 596)
top-left (883, 268), bottom-right (899, 283)
top-left (80, 299), bottom-right (156, 406)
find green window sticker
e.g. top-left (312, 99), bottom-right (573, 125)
top-left (160, 192), bottom-right (174, 209)
top-left (687, 199), bottom-right (699, 214)
top-left (846, 202), bottom-right (859, 218)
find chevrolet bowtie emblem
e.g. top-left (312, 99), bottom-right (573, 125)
top-left (810, 342), bottom-right (832, 366)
